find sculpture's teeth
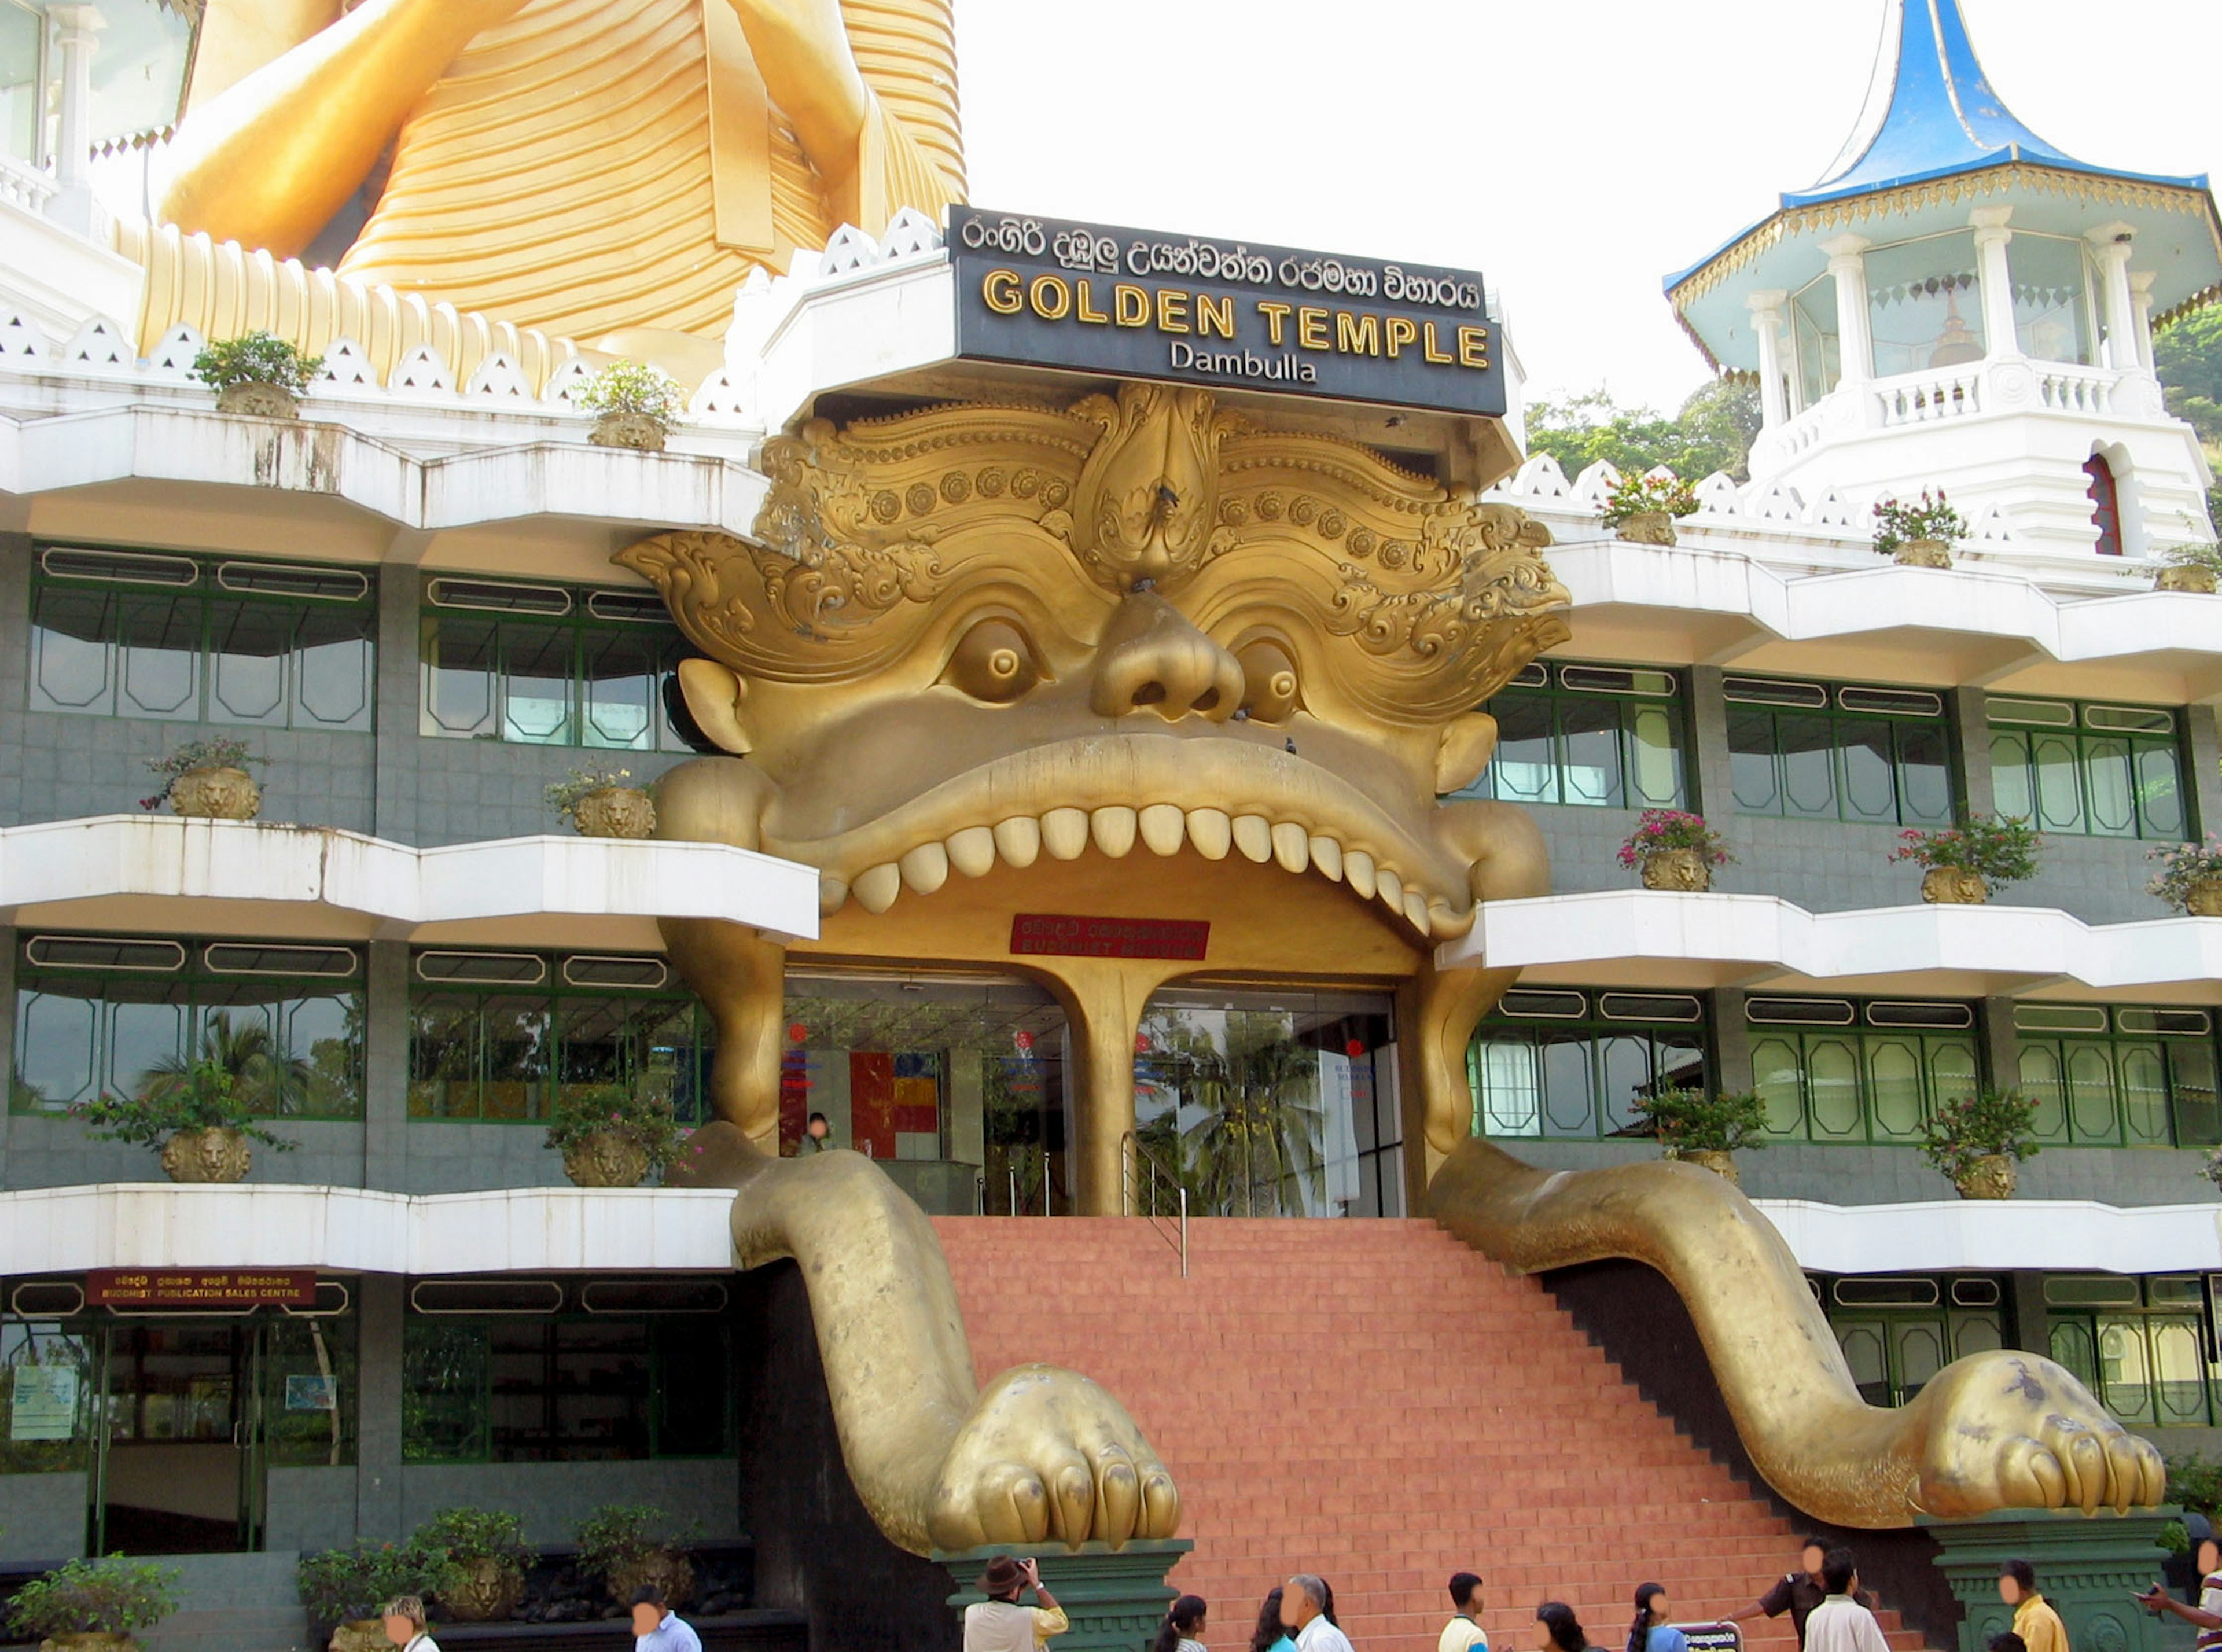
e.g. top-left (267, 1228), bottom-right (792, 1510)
top-left (1403, 890), bottom-right (1430, 932)
top-left (899, 841), bottom-right (950, 894)
top-left (854, 863), bottom-right (902, 913)
top-left (946, 825), bottom-right (997, 879)
top-left (1185, 808), bottom-right (1233, 860)
top-left (1138, 803), bottom-right (1186, 856)
top-left (1270, 821), bottom-right (1310, 874)
top-left (819, 876), bottom-right (849, 916)
top-left (1091, 805), bottom-right (1139, 859)
top-left (1309, 834), bottom-right (1344, 882)
top-left (1042, 808), bottom-right (1090, 861)
top-left (993, 816), bottom-right (1041, 869)
top-left (1344, 849), bottom-right (1378, 899)
top-left (1231, 813), bottom-right (1273, 863)
top-left (1377, 868), bottom-right (1404, 915)
top-left (1428, 899), bottom-right (1467, 940)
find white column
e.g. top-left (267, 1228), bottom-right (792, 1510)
top-left (2128, 270), bottom-right (2158, 372)
top-left (1820, 233), bottom-right (1872, 387)
top-left (2088, 222), bottom-right (2139, 371)
top-left (1745, 288), bottom-right (1788, 428)
top-left (1969, 205), bottom-right (2018, 357)
top-left (46, 5), bottom-right (105, 192)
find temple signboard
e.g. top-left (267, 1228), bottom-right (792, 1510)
top-left (1010, 914), bottom-right (1211, 961)
top-left (950, 207), bottom-right (1506, 417)
top-left (87, 1269), bottom-right (318, 1309)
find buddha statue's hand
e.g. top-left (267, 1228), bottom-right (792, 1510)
top-left (1901, 1348), bottom-right (2166, 1517)
top-left (928, 1364), bottom-right (1181, 1551)
top-left (718, 0), bottom-right (871, 158)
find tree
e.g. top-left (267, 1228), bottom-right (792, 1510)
top-left (1524, 378), bottom-right (1761, 483)
top-left (137, 1009), bottom-right (312, 1117)
top-left (1141, 1010), bottom-right (1326, 1217)
top-left (2155, 307), bottom-right (2222, 528)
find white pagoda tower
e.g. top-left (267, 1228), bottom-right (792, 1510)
top-left (1667, 0), bottom-right (2222, 558)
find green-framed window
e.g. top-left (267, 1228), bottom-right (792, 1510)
top-left (1726, 676), bottom-right (1954, 827)
top-left (1820, 1274), bottom-right (2006, 1408)
top-left (2012, 1003), bottom-right (2219, 1147)
top-left (2044, 1274), bottom-right (2212, 1427)
top-left (418, 576), bottom-right (695, 750)
top-left (407, 949), bottom-right (712, 1123)
top-left (1747, 996), bottom-right (1980, 1143)
top-left (1468, 988), bottom-right (1709, 1140)
top-left (400, 1277), bottom-right (731, 1465)
top-left (262, 1307), bottom-right (360, 1468)
top-left (28, 545), bottom-right (376, 731)
top-left (1455, 661), bottom-right (1687, 810)
top-left (0, 1311), bottom-right (94, 1473)
top-left (12, 934), bottom-right (365, 1118)
top-left (1987, 697), bottom-right (2188, 840)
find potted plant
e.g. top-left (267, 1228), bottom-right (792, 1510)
top-left (299, 1540), bottom-right (452, 1652)
top-left (2149, 836), bottom-right (2222, 917)
top-left (545, 765), bottom-right (657, 840)
top-left (2155, 542), bottom-right (2222, 595)
top-left (1920, 1088), bottom-right (2040, 1200)
top-left (576, 1504), bottom-right (698, 1610)
top-left (191, 329), bottom-right (324, 419)
top-left (72, 1046), bottom-right (297, 1183)
top-left (1617, 809), bottom-right (1734, 892)
top-left (1634, 1087), bottom-right (1769, 1187)
top-left (545, 1083), bottom-right (687, 1188)
top-left (1871, 489), bottom-right (1966, 568)
top-left (4, 1558), bottom-right (179, 1651)
top-left (1888, 815), bottom-right (2041, 906)
top-left (579, 358), bottom-right (683, 452)
top-left (142, 737), bottom-right (267, 821)
top-left (416, 1507), bottom-right (531, 1624)
top-left (1601, 472), bottom-right (1699, 547)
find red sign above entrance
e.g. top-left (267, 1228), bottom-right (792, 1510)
top-left (87, 1269), bottom-right (318, 1309)
top-left (1010, 914), bottom-right (1210, 961)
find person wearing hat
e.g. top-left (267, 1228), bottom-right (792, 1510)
top-left (966, 1556), bottom-right (1068, 1651)
top-left (2138, 1514), bottom-right (2222, 1652)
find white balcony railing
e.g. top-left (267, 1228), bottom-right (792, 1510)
top-left (0, 152), bottom-right (57, 215)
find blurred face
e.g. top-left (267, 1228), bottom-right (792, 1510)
top-left (1532, 1619), bottom-right (1555, 1650)
top-left (382, 1616), bottom-right (415, 1647)
top-left (1649, 1594), bottom-right (1671, 1624)
top-left (1803, 1546), bottom-right (1826, 1580)
top-left (1999, 1578), bottom-right (2022, 1606)
top-left (632, 1604), bottom-right (665, 1635)
top-left (808, 1117), bottom-right (829, 1139)
top-left (1282, 1587), bottom-right (1315, 1630)
top-left (2202, 1539), bottom-right (2221, 1576)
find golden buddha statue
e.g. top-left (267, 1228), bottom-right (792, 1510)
top-left (124, 0), bottom-right (964, 385)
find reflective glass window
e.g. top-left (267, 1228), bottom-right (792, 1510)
top-left (2008, 234), bottom-right (2096, 365)
top-left (1470, 994), bottom-right (1711, 1144)
top-left (1454, 663), bottom-right (1687, 811)
top-left (1722, 678), bottom-right (1954, 827)
top-left (1741, 999), bottom-right (1981, 1144)
top-left (1866, 231), bottom-right (1986, 378)
top-left (1987, 698), bottom-right (2188, 841)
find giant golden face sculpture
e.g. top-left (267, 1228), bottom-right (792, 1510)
top-left (626, 383), bottom-right (2160, 1563)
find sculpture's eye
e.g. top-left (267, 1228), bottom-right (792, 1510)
top-left (1236, 638), bottom-right (1301, 723)
top-left (941, 619), bottom-right (1043, 702)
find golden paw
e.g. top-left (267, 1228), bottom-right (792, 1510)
top-left (928, 1364), bottom-right (1180, 1551)
top-left (1908, 1350), bottom-right (2166, 1517)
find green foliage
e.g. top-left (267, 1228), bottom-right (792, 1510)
top-left (1888, 816), bottom-right (2041, 886)
top-left (72, 1016), bottom-right (300, 1151)
top-left (2162, 542), bottom-right (2222, 575)
top-left (190, 331), bottom-right (322, 396)
top-left (2148, 835), bottom-right (2222, 911)
top-left (1919, 1089), bottom-right (2041, 1182)
top-left (1524, 379), bottom-right (1761, 485)
top-left (575, 1504), bottom-right (696, 1582)
top-left (298, 1541), bottom-right (453, 1626)
top-left (543, 765), bottom-right (638, 821)
top-left (2158, 307), bottom-right (2222, 443)
top-left (2166, 1452), bottom-right (2222, 1517)
top-left (1871, 489), bottom-right (1968, 555)
top-left (1617, 809), bottom-right (1733, 869)
top-left (542, 1083), bottom-right (687, 1171)
top-left (6, 1558), bottom-right (180, 1639)
top-left (414, 1507), bottom-right (531, 1570)
top-left (2162, 1519), bottom-right (2192, 1555)
top-left (578, 359), bottom-right (682, 429)
top-left (1601, 471), bottom-right (1700, 528)
top-left (1637, 1087), bottom-right (1770, 1154)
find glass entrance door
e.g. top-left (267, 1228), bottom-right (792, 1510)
top-left (92, 1323), bottom-right (262, 1553)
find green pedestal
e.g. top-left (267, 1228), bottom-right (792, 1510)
top-left (1921, 1509), bottom-right (2184, 1652)
top-left (936, 1540), bottom-right (1194, 1651)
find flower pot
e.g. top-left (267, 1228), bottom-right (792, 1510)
top-left (327, 1619), bottom-right (388, 1652)
top-left (589, 411), bottom-right (667, 452)
top-left (2158, 565), bottom-right (2218, 594)
top-left (572, 786), bottom-right (657, 840)
top-left (1953, 1154), bottom-right (2017, 1200)
top-left (2188, 875), bottom-right (2222, 917)
top-left (440, 1558), bottom-right (523, 1622)
top-left (1894, 539), bottom-right (1952, 568)
top-left (1921, 866), bottom-right (1989, 905)
top-left (41, 1635), bottom-right (141, 1652)
top-left (1616, 510), bottom-right (1676, 547)
top-left (608, 1552), bottom-right (694, 1611)
top-left (1639, 848), bottom-right (1712, 892)
top-left (159, 1127), bottom-right (252, 1184)
top-left (1678, 1148), bottom-right (1740, 1187)
top-left (215, 380), bottom-right (301, 420)
top-left (167, 766), bottom-right (261, 821)
top-left (562, 1132), bottom-right (650, 1189)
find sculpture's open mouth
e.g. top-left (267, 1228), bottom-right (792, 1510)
top-left (774, 732), bottom-right (1475, 940)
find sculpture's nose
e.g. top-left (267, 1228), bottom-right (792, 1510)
top-left (1090, 590), bottom-right (1244, 723)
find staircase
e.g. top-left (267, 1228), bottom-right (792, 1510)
top-left (937, 1218), bottom-right (1935, 1652)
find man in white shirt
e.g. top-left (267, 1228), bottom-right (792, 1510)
top-left (964, 1556), bottom-right (1069, 1652)
top-left (1440, 1571), bottom-right (1488, 1652)
top-left (1283, 1573), bottom-right (1356, 1652)
top-left (631, 1584), bottom-right (703, 1652)
top-left (1802, 1550), bottom-right (1891, 1652)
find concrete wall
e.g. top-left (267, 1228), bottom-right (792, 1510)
top-left (0, 1469), bottom-right (88, 1563)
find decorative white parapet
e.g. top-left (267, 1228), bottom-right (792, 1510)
top-left (1440, 888), bottom-right (2222, 999)
top-left (0, 815), bottom-right (819, 944)
top-left (1752, 1198), bottom-right (2222, 1275)
top-left (0, 1184), bottom-right (740, 1277)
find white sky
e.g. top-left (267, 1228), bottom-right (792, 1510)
top-left (954, 0), bottom-right (2222, 414)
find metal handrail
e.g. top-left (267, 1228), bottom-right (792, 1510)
top-left (1120, 1131), bottom-right (1188, 1278)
